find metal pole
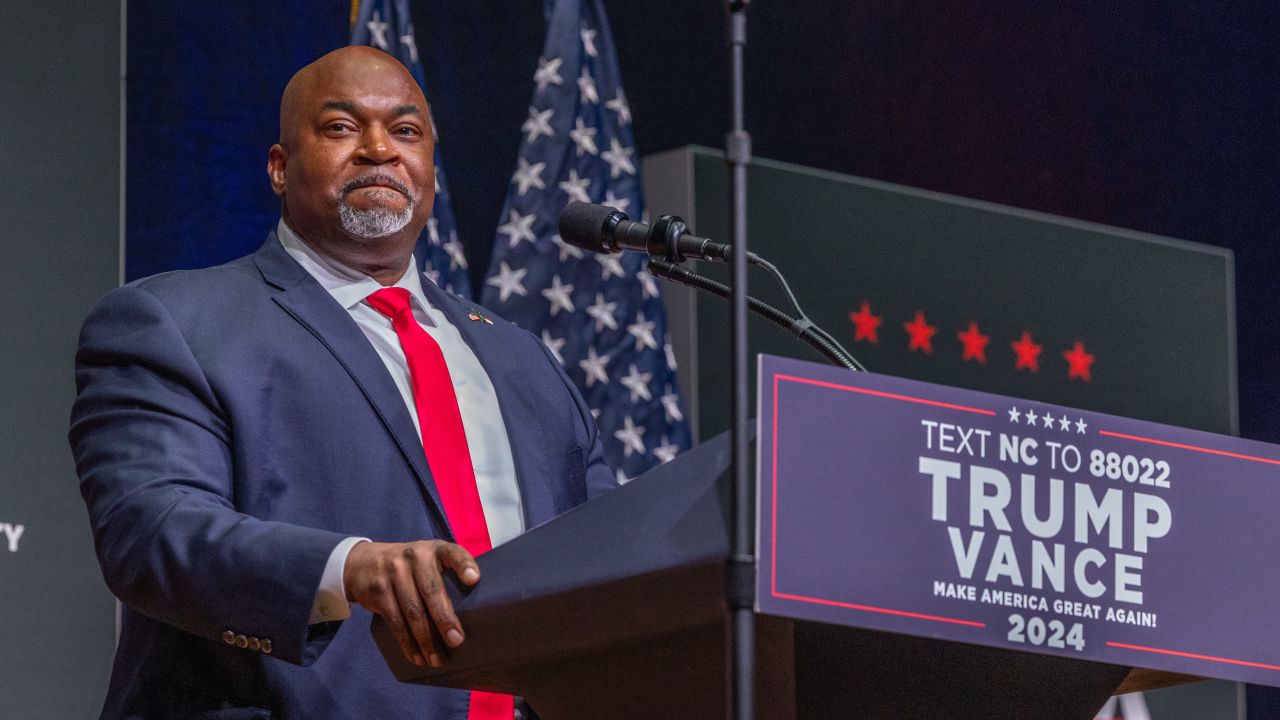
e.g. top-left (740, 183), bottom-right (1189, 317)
top-left (725, 2), bottom-right (754, 719)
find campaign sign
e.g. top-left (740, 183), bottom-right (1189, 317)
top-left (758, 354), bottom-right (1280, 686)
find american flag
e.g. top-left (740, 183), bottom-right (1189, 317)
top-left (480, 0), bottom-right (692, 482)
top-left (351, 0), bottom-right (473, 299)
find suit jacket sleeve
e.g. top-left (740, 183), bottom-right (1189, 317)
top-left (532, 330), bottom-right (618, 500)
top-left (69, 284), bottom-right (348, 665)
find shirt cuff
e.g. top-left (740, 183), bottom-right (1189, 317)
top-left (308, 536), bottom-right (369, 625)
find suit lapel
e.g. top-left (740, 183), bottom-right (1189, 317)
top-left (251, 234), bottom-right (452, 540)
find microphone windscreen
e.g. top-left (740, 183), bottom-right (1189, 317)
top-left (559, 202), bottom-right (624, 252)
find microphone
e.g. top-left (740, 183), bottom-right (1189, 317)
top-left (558, 202), bottom-right (736, 263)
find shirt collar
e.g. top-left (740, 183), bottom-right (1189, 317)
top-left (276, 218), bottom-right (435, 319)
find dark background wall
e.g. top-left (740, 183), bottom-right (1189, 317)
top-left (127, 2), bottom-right (1279, 441)
top-left (0, 2), bottom-right (121, 716)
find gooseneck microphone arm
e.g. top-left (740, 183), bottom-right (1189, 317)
top-left (647, 260), bottom-right (863, 371)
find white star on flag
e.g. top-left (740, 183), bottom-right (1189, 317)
top-left (664, 342), bottom-right (677, 371)
top-left (558, 168), bottom-right (592, 203)
top-left (577, 68), bottom-right (599, 104)
top-left (626, 311), bottom-right (658, 350)
top-left (426, 217), bottom-right (441, 245)
top-left (533, 56), bottom-right (565, 92)
top-left (443, 237), bottom-right (468, 270)
top-left (541, 330), bottom-right (566, 365)
top-left (595, 252), bottom-right (625, 280)
top-left (661, 389), bottom-right (684, 422)
top-left (366, 10), bottom-right (390, 49)
top-left (541, 275), bottom-right (576, 316)
top-left (497, 209), bottom-right (537, 247)
top-left (603, 190), bottom-right (631, 214)
top-left (615, 468), bottom-right (632, 485)
top-left (585, 293), bottom-right (618, 332)
top-left (637, 269), bottom-right (658, 299)
top-left (521, 106), bottom-right (555, 143)
top-left (613, 416), bottom-right (646, 457)
top-left (399, 28), bottom-right (418, 62)
top-left (512, 157), bottom-right (547, 195)
top-left (601, 137), bottom-right (636, 178)
top-left (484, 261), bottom-right (528, 302)
top-left (653, 436), bottom-right (679, 464)
top-left (605, 88), bottom-right (631, 125)
top-left (570, 118), bottom-right (599, 157)
top-left (553, 234), bottom-right (584, 262)
top-left (581, 28), bottom-right (598, 57)
top-left (619, 364), bottom-right (653, 402)
top-left (578, 346), bottom-right (610, 387)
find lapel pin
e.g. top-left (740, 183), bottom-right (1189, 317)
top-left (468, 310), bottom-right (494, 325)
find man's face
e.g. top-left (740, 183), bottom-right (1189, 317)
top-left (269, 52), bottom-right (435, 246)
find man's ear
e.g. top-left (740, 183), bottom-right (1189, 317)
top-left (267, 144), bottom-right (287, 198)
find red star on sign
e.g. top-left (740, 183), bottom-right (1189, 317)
top-left (903, 312), bottom-right (937, 354)
top-left (1063, 341), bottom-right (1095, 382)
top-left (848, 301), bottom-right (881, 343)
top-left (957, 322), bottom-right (990, 363)
top-left (1011, 331), bottom-right (1043, 372)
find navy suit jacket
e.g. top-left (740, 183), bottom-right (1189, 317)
top-left (69, 233), bottom-right (616, 720)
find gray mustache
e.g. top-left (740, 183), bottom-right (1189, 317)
top-left (342, 174), bottom-right (411, 198)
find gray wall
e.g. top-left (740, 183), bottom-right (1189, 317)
top-left (0, 1), bottom-right (122, 715)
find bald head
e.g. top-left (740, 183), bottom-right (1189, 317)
top-left (278, 46), bottom-right (427, 147)
top-left (267, 45), bottom-right (436, 283)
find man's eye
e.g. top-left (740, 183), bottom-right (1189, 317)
top-left (326, 122), bottom-right (354, 133)
top-left (394, 126), bottom-right (421, 137)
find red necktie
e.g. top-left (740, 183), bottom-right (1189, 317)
top-left (366, 287), bottom-right (513, 720)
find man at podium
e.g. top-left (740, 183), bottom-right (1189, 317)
top-left (69, 46), bottom-right (614, 719)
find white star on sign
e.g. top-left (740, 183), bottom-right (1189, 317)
top-left (620, 364), bottom-right (653, 402)
top-left (601, 137), bottom-right (636, 178)
top-left (497, 209), bottom-right (537, 247)
top-left (595, 252), bottom-right (625, 280)
top-left (661, 388), bottom-right (684, 422)
top-left (614, 416), bottom-right (646, 458)
top-left (637, 269), bottom-right (659, 299)
top-left (541, 330), bottom-right (566, 365)
top-left (1076, 417), bottom-right (1088, 434)
top-left (485, 261), bottom-right (528, 302)
top-left (581, 28), bottom-right (598, 57)
top-left (533, 56), bottom-right (564, 92)
top-left (603, 191), bottom-right (631, 214)
top-left (553, 234), bottom-right (584, 262)
top-left (586, 293), bottom-right (618, 332)
top-left (541, 275), bottom-right (575, 316)
top-left (606, 88), bottom-right (632, 126)
top-left (1042, 413), bottom-right (1055, 429)
top-left (511, 157), bottom-right (546, 195)
top-left (366, 10), bottom-right (390, 49)
top-left (627, 311), bottom-right (658, 351)
top-left (1058, 415), bottom-right (1071, 431)
top-left (570, 118), bottom-right (599, 157)
top-left (521, 106), bottom-right (555, 144)
top-left (653, 436), bottom-right (679, 464)
top-left (579, 346), bottom-right (610, 387)
top-left (577, 69), bottom-right (599, 104)
top-left (1025, 409), bottom-right (1039, 425)
top-left (1008, 406), bottom-right (1021, 423)
top-left (558, 168), bottom-right (592, 203)
top-left (400, 27), bottom-right (419, 62)
top-left (443, 236), bottom-right (468, 270)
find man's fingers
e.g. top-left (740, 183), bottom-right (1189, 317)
top-left (414, 557), bottom-right (465, 648)
top-left (378, 597), bottom-right (425, 668)
top-left (391, 568), bottom-right (440, 667)
top-left (438, 542), bottom-right (481, 586)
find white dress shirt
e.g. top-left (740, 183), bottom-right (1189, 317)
top-left (276, 220), bottom-right (524, 623)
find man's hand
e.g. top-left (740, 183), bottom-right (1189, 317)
top-left (343, 540), bottom-right (480, 668)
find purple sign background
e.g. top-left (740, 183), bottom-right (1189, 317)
top-left (758, 354), bottom-right (1280, 686)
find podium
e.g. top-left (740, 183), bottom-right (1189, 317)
top-left (373, 430), bottom-right (1137, 718)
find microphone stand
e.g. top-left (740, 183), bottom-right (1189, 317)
top-left (648, 260), bottom-right (861, 371)
top-left (724, 1), bottom-right (754, 719)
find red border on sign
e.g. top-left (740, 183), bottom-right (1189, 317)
top-left (1107, 642), bottom-right (1280, 672)
top-left (768, 373), bottom-right (988, 629)
top-left (1099, 430), bottom-right (1280, 466)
